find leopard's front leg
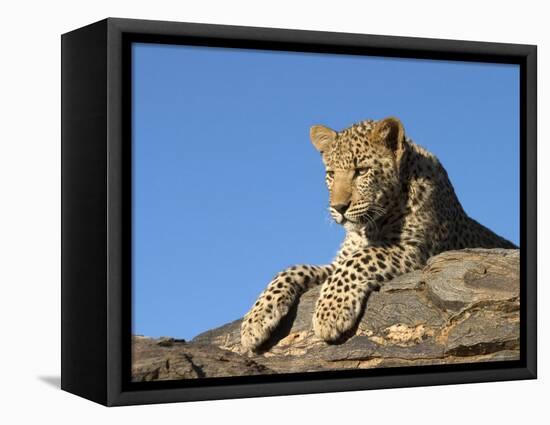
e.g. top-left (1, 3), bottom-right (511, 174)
top-left (313, 246), bottom-right (421, 342)
top-left (241, 264), bottom-right (333, 351)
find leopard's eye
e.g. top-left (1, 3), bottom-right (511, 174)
top-left (355, 167), bottom-right (369, 177)
top-left (326, 170), bottom-right (334, 178)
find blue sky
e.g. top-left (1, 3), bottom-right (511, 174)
top-left (132, 43), bottom-right (519, 339)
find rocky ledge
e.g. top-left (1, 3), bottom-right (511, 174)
top-left (132, 248), bottom-right (520, 381)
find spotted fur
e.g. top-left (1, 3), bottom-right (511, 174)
top-left (240, 117), bottom-right (516, 350)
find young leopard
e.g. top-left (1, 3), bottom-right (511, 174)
top-left (240, 117), bottom-right (516, 351)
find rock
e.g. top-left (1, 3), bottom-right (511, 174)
top-left (132, 336), bottom-right (273, 381)
top-left (132, 249), bottom-right (520, 381)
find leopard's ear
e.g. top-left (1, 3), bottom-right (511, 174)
top-left (310, 125), bottom-right (336, 153)
top-left (372, 117), bottom-right (406, 164)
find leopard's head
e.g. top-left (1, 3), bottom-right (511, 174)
top-left (310, 117), bottom-right (407, 229)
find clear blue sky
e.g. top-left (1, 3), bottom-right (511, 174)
top-left (132, 43), bottom-right (519, 339)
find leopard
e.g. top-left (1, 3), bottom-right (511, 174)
top-left (240, 117), bottom-right (516, 351)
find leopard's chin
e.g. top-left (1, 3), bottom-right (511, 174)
top-left (332, 212), bottom-right (365, 228)
top-left (335, 215), bottom-right (353, 226)
top-left (343, 220), bottom-right (366, 233)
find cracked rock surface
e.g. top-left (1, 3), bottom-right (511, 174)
top-left (132, 249), bottom-right (520, 381)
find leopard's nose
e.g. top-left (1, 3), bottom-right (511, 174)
top-left (332, 202), bottom-right (350, 215)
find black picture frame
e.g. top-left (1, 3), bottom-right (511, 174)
top-left (61, 17), bottom-right (537, 406)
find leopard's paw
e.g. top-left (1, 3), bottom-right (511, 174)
top-left (240, 303), bottom-right (287, 351)
top-left (312, 292), bottom-right (363, 342)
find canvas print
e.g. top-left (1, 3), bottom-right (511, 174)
top-left (131, 43), bottom-right (520, 381)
